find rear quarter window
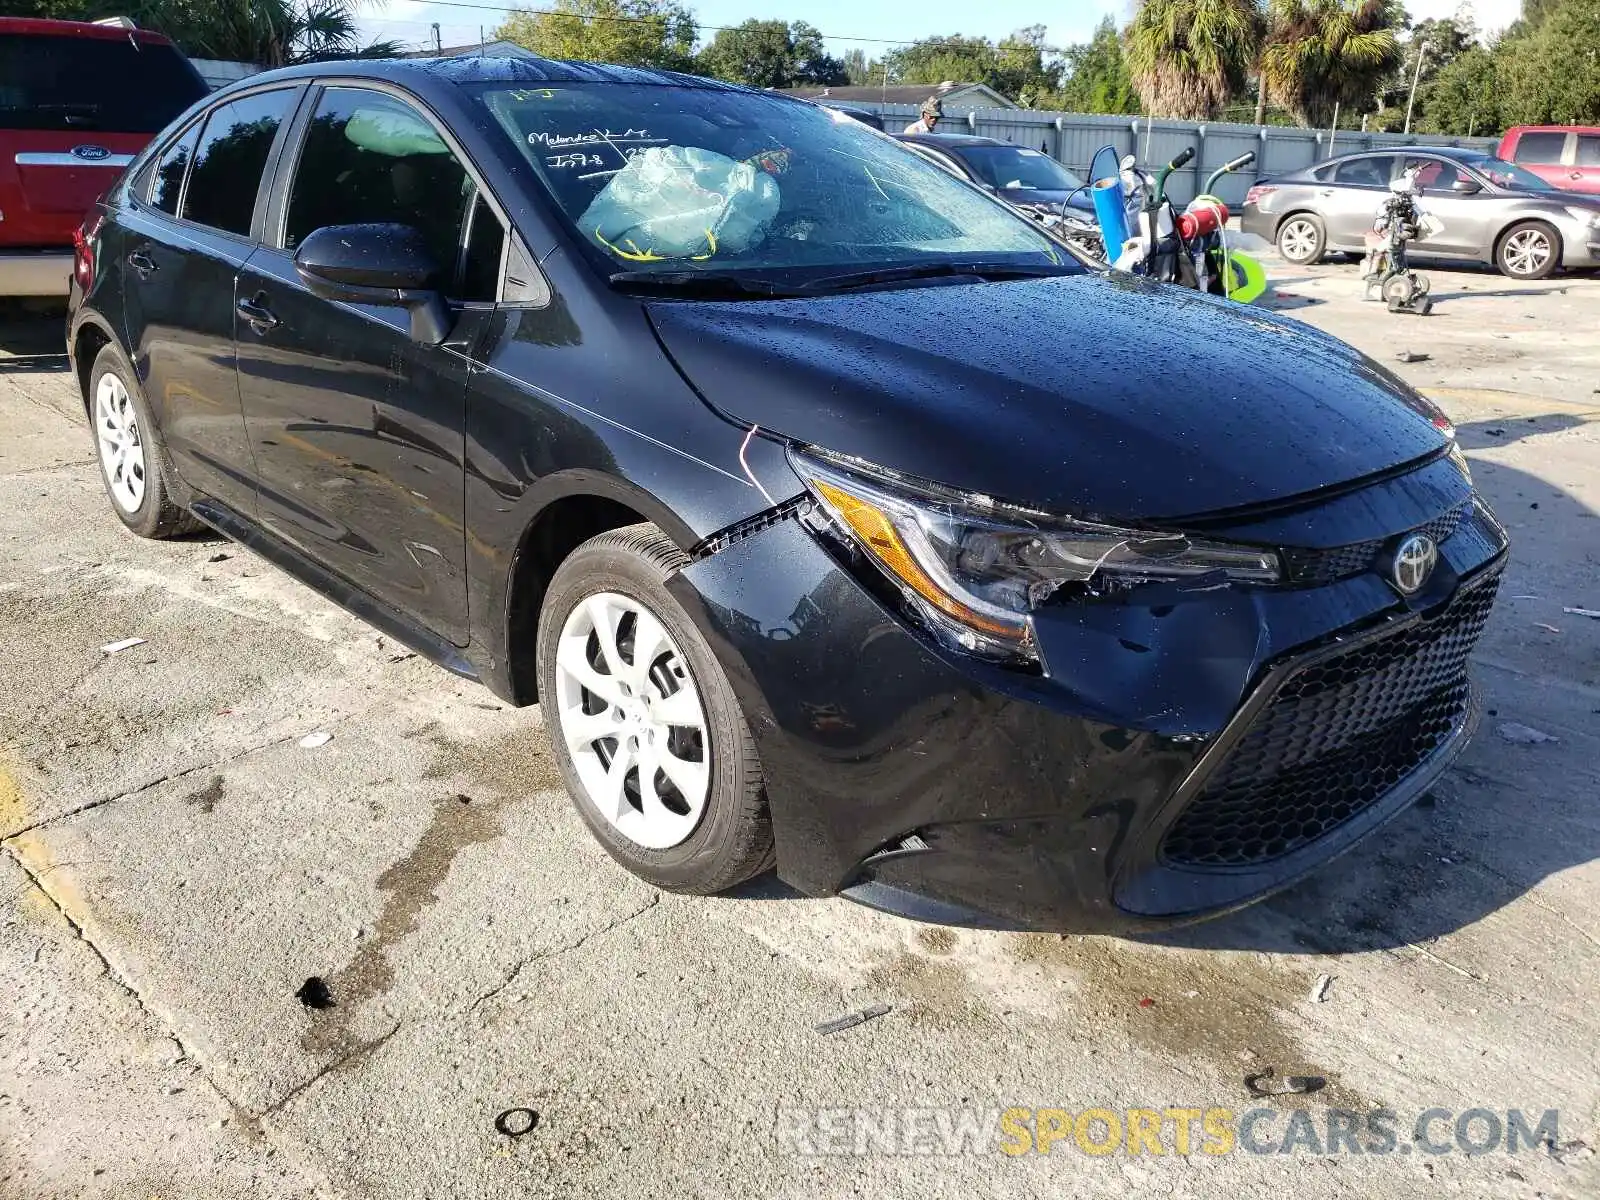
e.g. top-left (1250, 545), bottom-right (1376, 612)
top-left (1577, 136), bottom-right (1600, 167)
top-left (0, 34), bottom-right (206, 133)
top-left (1511, 131), bottom-right (1568, 164)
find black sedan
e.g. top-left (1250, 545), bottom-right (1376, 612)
top-left (896, 132), bottom-right (1094, 216)
top-left (67, 58), bottom-right (1506, 932)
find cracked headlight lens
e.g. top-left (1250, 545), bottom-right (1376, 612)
top-left (792, 448), bottom-right (1280, 662)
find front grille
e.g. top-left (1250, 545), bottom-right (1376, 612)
top-left (1282, 500), bottom-right (1472, 586)
top-left (1161, 572), bottom-right (1499, 869)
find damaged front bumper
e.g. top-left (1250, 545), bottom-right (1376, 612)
top-left (666, 457), bottom-right (1509, 934)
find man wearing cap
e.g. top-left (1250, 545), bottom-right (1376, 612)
top-left (903, 96), bottom-right (943, 135)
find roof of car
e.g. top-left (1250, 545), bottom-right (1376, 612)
top-left (894, 133), bottom-right (1009, 149)
top-left (219, 55), bottom-right (771, 96)
top-left (1324, 145), bottom-right (1492, 163)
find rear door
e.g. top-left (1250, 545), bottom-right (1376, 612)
top-left (119, 86), bottom-right (302, 512)
top-left (1507, 129), bottom-right (1572, 189)
top-left (234, 83), bottom-right (507, 645)
top-left (1570, 133), bottom-right (1600, 194)
top-left (1320, 154), bottom-right (1396, 248)
top-left (0, 26), bottom-right (206, 254)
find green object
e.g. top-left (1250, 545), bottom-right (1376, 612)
top-left (343, 108), bottom-right (449, 158)
top-left (1221, 250), bottom-right (1267, 303)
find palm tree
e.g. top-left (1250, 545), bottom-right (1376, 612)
top-left (132, 0), bottom-right (403, 67)
top-left (1123, 0), bottom-right (1265, 120)
top-left (1260, 0), bottom-right (1402, 129)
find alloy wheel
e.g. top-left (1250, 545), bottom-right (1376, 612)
top-left (1501, 228), bottom-right (1551, 277)
top-left (95, 372), bottom-right (146, 513)
top-left (552, 591), bottom-right (710, 850)
top-left (1278, 218), bottom-right (1319, 263)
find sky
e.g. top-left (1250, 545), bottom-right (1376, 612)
top-left (359, 0), bottom-right (1526, 59)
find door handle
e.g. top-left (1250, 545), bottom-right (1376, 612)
top-left (236, 293), bottom-right (280, 334)
top-left (1573, 171), bottom-right (1585, 180)
top-left (127, 250), bottom-right (156, 279)
top-left (1317, 188), bottom-right (1334, 196)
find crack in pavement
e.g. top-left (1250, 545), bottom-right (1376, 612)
top-left (468, 891), bottom-right (663, 1015)
top-left (257, 1020), bottom-right (404, 1120)
top-left (1, 457), bottom-right (96, 479)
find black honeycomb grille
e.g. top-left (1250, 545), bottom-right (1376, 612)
top-left (1160, 574), bottom-right (1499, 869)
top-left (1282, 501), bottom-right (1472, 586)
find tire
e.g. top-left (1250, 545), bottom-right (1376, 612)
top-left (1496, 220), bottom-right (1560, 280)
top-left (87, 344), bottom-right (202, 539)
top-left (536, 522), bottom-right (774, 894)
top-left (1276, 213), bottom-right (1325, 265)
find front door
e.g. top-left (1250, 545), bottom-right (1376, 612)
top-left (119, 87), bottom-right (299, 512)
top-left (1402, 156), bottom-right (1494, 258)
top-left (235, 85), bottom-right (507, 647)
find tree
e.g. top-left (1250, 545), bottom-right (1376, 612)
top-left (695, 19), bottom-right (845, 89)
top-left (883, 29), bottom-right (1061, 105)
top-left (496, 0), bottom-right (696, 72)
top-left (1260, 0), bottom-right (1402, 128)
top-left (1124, 0), bottom-right (1264, 120)
top-left (1496, 0), bottom-right (1600, 125)
top-left (1416, 45), bottom-right (1501, 134)
top-left (841, 47), bottom-right (874, 86)
top-left (1055, 16), bottom-right (1139, 114)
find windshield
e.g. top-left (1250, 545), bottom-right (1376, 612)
top-left (472, 83), bottom-right (1067, 279)
top-left (959, 145), bottom-right (1084, 193)
top-left (1468, 156), bottom-right (1554, 192)
top-left (0, 35), bottom-right (206, 133)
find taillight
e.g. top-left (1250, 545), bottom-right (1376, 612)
top-left (1244, 185), bottom-right (1277, 207)
top-left (72, 212), bottom-right (104, 292)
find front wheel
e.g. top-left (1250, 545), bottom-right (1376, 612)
top-left (536, 523), bottom-right (774, 894)
top-left (1276, 214), bottom-right (1325, 265)
top-left (1496, 221), bottom-right (1560, 280)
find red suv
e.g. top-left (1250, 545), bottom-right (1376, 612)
top-left (0, 16), bottom-right (207, 296)
top-left (1497, 125), bottom-right (1600, 195)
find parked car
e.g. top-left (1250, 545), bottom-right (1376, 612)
top-left (1242, 146), bottom-right (1600, 279)
top-left (1497, 125), bottom-right (1600, 194)
top-left (814, 102), bottom-right (883, 131)
top-left (69, 59), bottom-right (1507, 933)
top-left (0, 15), bottom-right (207, 297)
top-left (896, 132), bottom-right (1094, 216)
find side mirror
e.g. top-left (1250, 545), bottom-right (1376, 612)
top-left (293, 223), bottom-right (452, 345)
top-left (1451, 178), bottom-right (1483, 195)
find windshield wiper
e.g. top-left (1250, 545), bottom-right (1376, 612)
top-left (608, 270), bottom-right (803, 299)
top-left (797, 261), bottom-right (1071, 294)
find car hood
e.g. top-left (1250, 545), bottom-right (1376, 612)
top-left (998, 187), bottom-right (1093, 212)
top-left (645, 272), bottom-right (1449, 521)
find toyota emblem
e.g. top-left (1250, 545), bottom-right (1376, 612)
top-left (1390, 533), bottom-right (1438, 595)
top-left (71, 144), bottom-right (112, 162)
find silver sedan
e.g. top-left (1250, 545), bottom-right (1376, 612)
top-left (1242, 146), bottom-right (1600, 279)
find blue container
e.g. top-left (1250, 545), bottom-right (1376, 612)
top-left (1091, 178), bottom-right (1130, 258)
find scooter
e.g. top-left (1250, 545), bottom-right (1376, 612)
top-left (1361, 172), bottom-right (1437, 315)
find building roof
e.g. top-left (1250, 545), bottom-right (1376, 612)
top-left (778, 82), bottom-right (1016, 109)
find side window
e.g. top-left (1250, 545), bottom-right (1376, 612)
top-left (147, 121), bottom-right (200, 216)
top-left (284, 88), bottom-right (484, 296)
top-left (1404, 158), bottom-right (1458, 189)
top-left (1577, 135), bottom-right (1600, 167)
top-left (1511, 131), bottom-right (1567, 164)
top-left (459, 192), bottom-right (506, 303)
top-left (181, 89), bottom-right (296, 236)
top-left (1333, 156), bottom-right (1390, 186)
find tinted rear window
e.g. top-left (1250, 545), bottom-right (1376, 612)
top-left (0, 34), bottom-right (206, 133)
top-left (1578, 136), bottom-right (1600, 167)
top-left (181, 90), bottom-right (295, 237)
top-left (1512, 131), bottom-right (1567, 164)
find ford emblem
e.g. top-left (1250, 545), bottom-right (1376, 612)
top-left (71, 144), bottom-right (112, 162)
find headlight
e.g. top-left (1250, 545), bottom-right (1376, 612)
top-left (1564, 205), bottom-right (1600, 227)
top-left (791, 449), bottom-right (1280, 663)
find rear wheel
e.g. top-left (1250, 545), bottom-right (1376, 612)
top-left (88, 344), bottom-right (201, 539)
top-left (536, 523), bottom-right (774, 893)
top-left (1496, 221), bottom-right (1560, 280)
top-left (1276, 213), bottom-right (1325, 265)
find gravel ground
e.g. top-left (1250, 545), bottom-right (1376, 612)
top-left (2, 261), bottom-right (1597, 1199)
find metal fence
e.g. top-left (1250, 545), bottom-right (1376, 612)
top-left (859, 103), bottom-right (1499, 208)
